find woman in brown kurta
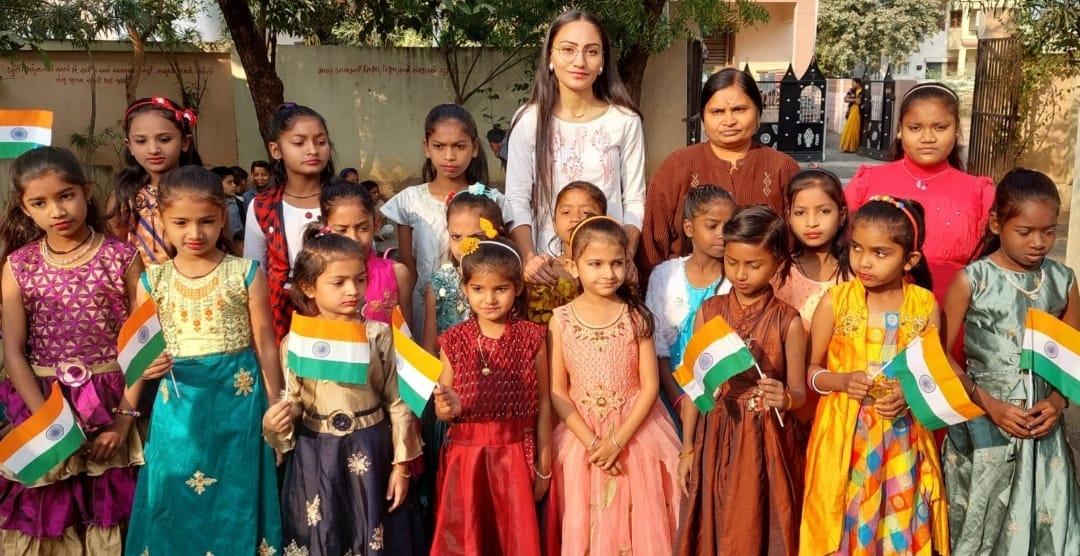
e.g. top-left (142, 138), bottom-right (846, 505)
top-left (675, 291), bottom-right (805, 555)
top-left (639, 69), bottom-right (801, 281)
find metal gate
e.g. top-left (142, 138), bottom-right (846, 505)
top-left (858, 66), bottom-right (896, 160)
top-left (968, 37), bottom-right (1022, 181)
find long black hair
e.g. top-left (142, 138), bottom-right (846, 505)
top-left (512, 9), bottom-right (640, 225)
top-left (722, 205), bottom-right (789, 263)
top-left (701, 68), bottom-right (763, 117)
top-left (887, 82), bottom-right (964, 170)
top-left (852, 197), bottom-right (932, 290)
top-left (975, 168), bottom-right (1060, 259)
top-left (569, 217), bottom-right (654, 338)
top-left (268, 103), bottom-right (336, 190)
top-left (422, 104), bottom-right (489, 185)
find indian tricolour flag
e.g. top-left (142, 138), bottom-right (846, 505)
top-left (0, 110), bottom-right (53, 159)
top-left (287, 313), bottom-right (370, 384)
top-left (1022, 308), bottom-right (1080, 403)
top-left (391, 307), bottom-right (442, 416)
top-left (0, 383), bottom-right (85, 485)
top-left (117, 299), bottom-right (166, 387)
top-left (674, 315), bottom-right (756, 413)
top-left (883, 331), bottom-right (984, 430)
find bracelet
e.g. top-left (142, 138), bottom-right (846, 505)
top-left (535, 468), bottom-right (552, 480)
top-left (588, 434), bottom-right (599, 451)
top-left (810, 368), bottom-right (830, 395)
top-left (783, 391), bottom-right (794, 411)
top-left (393, 466), bottom-right (412, 479)
top-left (678, 449), bottom-right (694, 460)
top-left (967, 380), bottom-right (978, 397)
top-left (112, 407), bottom-right (141, 418)
top-left (610, 431), bottom-right (623, 452)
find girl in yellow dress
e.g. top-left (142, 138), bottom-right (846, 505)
top-left (840, 78), bottom-right (863, 153)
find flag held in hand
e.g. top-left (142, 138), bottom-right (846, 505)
top-left (391, 307), bottom-right (442, 416)
top-left (117, 299), bottom-right (166, 387)
top-left (674, 315), bottom-right (756, 413)
top-left (0, 383), bottom-right (85, 485)
top-left (287, 313), bottom-right (370, 384)
top-left (883, 330), bottom-right (984, 430)
top-left (1022, 308), bottom-right (1080, 404)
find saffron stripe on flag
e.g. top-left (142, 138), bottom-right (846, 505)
top-left (0, 110), bottom-right (53, 128)
top-left (1025, 328), bottom-right (1080, 402)
top-left (120, 333), bottom-right (166, 387)
top-left (12, 422), bottom-right (83, 485)
top-left (290, 313), bottom-right (368, 343)
top-left (0, 384), bottom-right (69, 462)
top-left (0, 383), bottom-right (85, 485)
top-left (886, 333), bottom-right (983, 430)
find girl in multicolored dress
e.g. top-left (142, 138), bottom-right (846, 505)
top-left (525, 181), bottom-right (605, 324)
top-left (550, 216), bottom-right (681, 554)
top-left (125, 166), bottom-right (282, 555)
top-left (318, 178), bottom-right (413, 326)
top-left (801, 196), bottom-right (948, 555)
top-left (676, 206), bottom-right (807, 555)
top-left (107, 96), bottom-right (203, 266)
top-left (645, 185), bottom-right (734, 421)
top-left (0, 147), bottom-right (145, 554)
top-left (942, 169), bottom-right (1080, 555)
top-left (262, 232), bottom-right (422, 555)
top-left (430, 238), bottom-right (551, 556)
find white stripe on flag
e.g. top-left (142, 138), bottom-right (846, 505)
top-left (680, 376), bottom-right (706, 401)
top-left (117, 317), bottom-right (162, 370)
top-left (0, 125), bottom-right (51, 145)
top-left (3, 403), bottom-right (75, 473)
top-left (1029, 329), bottom-right (1080, 381)
top-left (289, 334), bottom-right (370, 363)
top-left (693, 334), bottom-right (748, 378)
top-left (905, 341), bottom-right (968, 426)
top-left (397, 357), bottom-right (434, 393)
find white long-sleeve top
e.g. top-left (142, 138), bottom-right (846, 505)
top-left (505, 104), bottom-right (646, 256)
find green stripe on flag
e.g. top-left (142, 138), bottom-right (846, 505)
top-left (15, 427), bottom-right (85, 484)
top-left (287, 353), bottom-right (369, 384)
top-left (886, 357), bottom-right (949, 430)
top-left (398, 381), bottom-right (430, 417)
top-left (124, 334), bottom-right (166, 387)
top-left (0, 142), bottom-right (43, 159)
top-left (1023, 350), bottom-right (1080, 404)
top-left (693, 349), bottom-right (756, 413)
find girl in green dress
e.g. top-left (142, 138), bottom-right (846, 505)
top-left (942, 168), bottom-right (1080, 555)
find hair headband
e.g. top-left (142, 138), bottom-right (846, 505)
top-left (124, 97), bottom-right (197, 130)
top-left (802, 164), bottom-right (843, 185)
top-left (867, 195), bottom-right (920, 248)
top-left (903, 83), bottom-right (958, 101)
top-left (569, 215), bottom-right (620, 250)
top-left (459, 237), bottom-right (522, 265)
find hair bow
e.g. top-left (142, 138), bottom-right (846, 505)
top-left (467, 183), bottom-right (496, 200)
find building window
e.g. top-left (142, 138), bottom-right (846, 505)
top-left (968, 10), bottom-right (979, 33)
top-left (926, 62), bottom-right (942, 79)
top-left (950, 10), bottom-right (962, 28)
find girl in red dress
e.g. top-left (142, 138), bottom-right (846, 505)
top-left (431, 237), bottom-right (552, 556)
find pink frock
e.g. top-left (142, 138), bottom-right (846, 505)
top-left (362, 251), bottom-right (398, 324)
top-left (549, 304), bottom-right (681, 555)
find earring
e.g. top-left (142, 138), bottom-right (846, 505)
top-left (599, 67), bottom-right (603, 75)
top-left (548, 63), bottom-right (554, 72)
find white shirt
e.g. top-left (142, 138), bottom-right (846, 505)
top-left (242, 200), bottom-right (320, 270)
top-left (505, 104), bottom-right (646, 256)
top-left (645, 256), bottom-right (732, 361)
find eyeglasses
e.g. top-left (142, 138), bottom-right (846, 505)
top-left (553, 46), bottom-right (603, 62)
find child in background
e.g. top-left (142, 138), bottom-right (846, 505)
top-left (244, 160), bottom-right (271, 208)
top-left (942, 169), bottom-right (1079, 555)
top-left (381, 104), bottom-right (512, 333)
top-left (360, 179), bottom-right (395, 248)
top-left (645, 185), bottom-right (734, 417)
top-left (549, 216), bottom-right (681, 554)
top-left (801, 197), bottom-right (947, 555)
top-left (126, 166), bottom-right (282, 554)
top-left (0, 147), bottom-right (145, 554)
top-left (525, 181), bottom-right (606, 325)
top-left (211, 165), bottom-right (244, 251)
top-left (262, 232), bottom-right (422, 556)
top-left (430, 238), bottom-right (550, 556)
top-left (245, 103), bottom-right (336, 342)
top-left (319, 178), bottom-right (413, 326)
top-left (676, 206), bottom-right (806, 555)
top-left (339, 167), bottom-right (361, 183)
top-left (107, 96), bottom-right (202, 266)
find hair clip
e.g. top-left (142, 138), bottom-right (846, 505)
top-left (317, 226), bottom-right (332, 238)
top-left (466, 183), bottom-right (496, 200)
top-left (867, 195), bottom-right (919, 246)
top-left (479, 217), bottom-right (497, 239)
top-left (459, 236), bottom-right (480, 257)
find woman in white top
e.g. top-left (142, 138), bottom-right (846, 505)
top-left (505, 9), bottom-right (646, 284)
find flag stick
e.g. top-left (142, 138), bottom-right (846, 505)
top-left (168, 369), bottom-right (181, 399)
top-left (754, 362), bottom-right (785, 427)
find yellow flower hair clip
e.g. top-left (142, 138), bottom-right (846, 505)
top-left (479, 217), bottom-right (498, 239)
top-left (459, 236), bottom-right (480, 257)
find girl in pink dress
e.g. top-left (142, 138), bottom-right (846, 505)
top-left (844, 82), bottom-right (994, 305)
top-left (319, 178), bottom-right (413, 326)
top-left (549, 216), bottom-right (681, 554)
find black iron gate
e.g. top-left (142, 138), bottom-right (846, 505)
top-left (968, 37), bottom-right (1022, 181)
top-left (858, 66), bottom-right (896, 160)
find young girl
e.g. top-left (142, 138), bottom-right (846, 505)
top-left (245, 103), bottom-right (335, 342)
top-left (107, 96), bottom-right (203, 267)
top-left (801, 196), bottom-right (948, 555)
top-left (262, 232), bottom-right (422, 555)
top-left (319, 178), bottom-right (413, 326)
top-left (943, 169), bottom-right (1079, 555)
top-left (430, 238), bottom-right (550, 556)
top-left (645, 185), bottom-right (735, 414)
top-left (676, 206), bottom-right (807, 555)
top-left (422, 186), bottom-right (508, 354)
top-left (0, 147), bottom-right (144, 553)
top-left (844, 82), bottom-right (994, 305)
top-left (125, 166), bottom-right (282, 554)
top-left (549, 216), bottom-right (681, 554)
top-left (525, 181), bottom-right (605, 324)
top-left (381, 104), bottom-right (512, 333)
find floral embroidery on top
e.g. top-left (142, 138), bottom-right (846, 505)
top-left (347, 451), bottom-right (370, 477)
top-left (306, 494), bottom-right (322, 526)
top-left (578, 384), bottom-right (626, 420)
top-left (369, 525), bottom-right (384, 550)
top-left (283, 540), bottom-right (309, 556)
top-left (900, 313), bottom-right (928, 337)
top-left (233, 369), bottom-right (254, 396)
top-left (835, 313), bottom-right (861, 337)
top-left (159, 381), bottom-right (170, 404)
top-left (185, 470), bottom-right (217, 495)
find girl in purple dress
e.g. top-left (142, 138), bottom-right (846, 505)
top-left (0, 147), bottom-right (149, 554)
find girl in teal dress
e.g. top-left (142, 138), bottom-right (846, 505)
top-left (125, 166), bottom-right (283, 555)
top-left (942, 169), bottom-right (1080, 555)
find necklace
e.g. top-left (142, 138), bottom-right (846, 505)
top-left (284, 189), bottom-right (321, 199)
top-left (1003, 266), bottom-right (1045, 301)
top-left (477, 331), bottom-right (495, 376)
top-left (45, 228), bottom-right (94, 255)
top-left (41, 230), bottom-right (98, 268)
top-left (174, 251), bottom-right (227, 280)
top-left (901, 160), bottom-right (950, 191)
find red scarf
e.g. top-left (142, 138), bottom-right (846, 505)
top-left (253, 186), bottom-right (293, 343)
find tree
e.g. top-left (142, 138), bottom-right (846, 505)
top-left (216, 0), bottom-right (286, 145)
top-left (816, 0), bottom-right (946, 77)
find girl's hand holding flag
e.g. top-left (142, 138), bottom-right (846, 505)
top-left (433, 384), bottom-right (461, 421)
top-left (1026, 392), bottom-right (1067, 438)
top-left (262, 398), bottom-right (293, 435)
top-left (140, 352), bottom-right (173, 380)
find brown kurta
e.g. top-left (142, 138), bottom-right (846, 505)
top-left (638, 142), bottom-right (801, 281)
top-left (675, 291), bottom-right (805, 556)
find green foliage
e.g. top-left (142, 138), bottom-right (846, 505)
top-left (816, 0), bottom-right (945, 77)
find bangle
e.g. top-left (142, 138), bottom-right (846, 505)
top-left (810, 368), bottom-right (830, 395)
top-left (610, 431), bottom-right (623, 452)
top-left (678, 449), bottom-right (694, 460)
top-left (393, 466), bottom-right (412, 479)
top-left (588, 434), bottom-right (599, 451)
top-left (783, 391), bottom-right (794, 411)
top-left (535, 468), bottom-right (552, 480)
top-left (112, 407), bottom-right (141, 418)
top-left (967, 380), bottom-right (978, 397)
